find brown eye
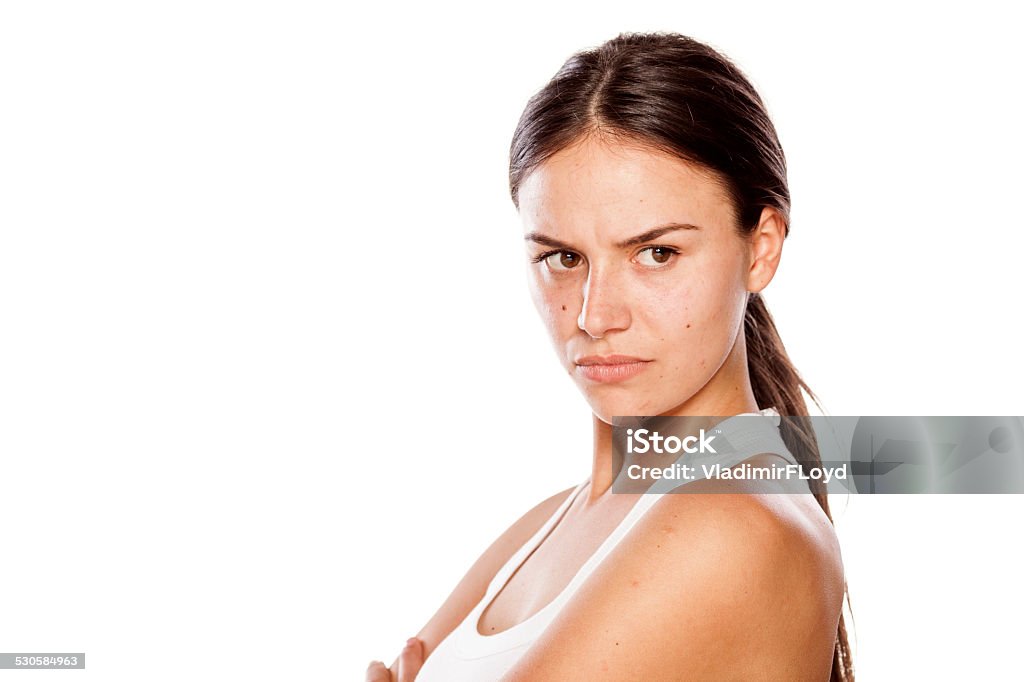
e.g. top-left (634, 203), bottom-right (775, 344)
top-left (542, 251), bottom-right (583, 272)
top-left (635, 246), bottom-right (679, 268)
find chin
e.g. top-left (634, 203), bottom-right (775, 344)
top-left (584, 394), bottom-right (664, 422)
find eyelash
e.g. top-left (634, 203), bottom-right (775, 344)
top-left (529, 249), bottom-right (568, 264)
top-left (530, 246), bottom-right (682, 269)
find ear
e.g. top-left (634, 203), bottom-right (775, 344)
top-left (745, 207), bottom-right (786, 294)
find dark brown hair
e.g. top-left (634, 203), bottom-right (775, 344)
top-left (508, 31), bottom-right (855, 681)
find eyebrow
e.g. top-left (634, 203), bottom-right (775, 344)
top-left (524, 222), bottom-right (702, 251)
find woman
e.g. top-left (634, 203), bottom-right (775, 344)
top-left (367, 31), bottom-right (854, 681)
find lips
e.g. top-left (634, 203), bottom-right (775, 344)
top-left (574, 354), bottom-right (652, 383)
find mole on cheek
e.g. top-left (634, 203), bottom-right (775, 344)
top-left (686, 324), bottom-right (691, 328)
top-left (561, 305), bottom-right (567, 311)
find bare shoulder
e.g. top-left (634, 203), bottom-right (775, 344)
top-left (631, 485), bottom-right (845, 675)
top-left (409, 483), bottom-right (578, 662)
top-left (647, 482), bottom-right (847, 623)
top-left (501, 481), bottom-right (845, 681)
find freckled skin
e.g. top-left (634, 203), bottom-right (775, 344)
top-left (518, 134), bottom-right (785, 422)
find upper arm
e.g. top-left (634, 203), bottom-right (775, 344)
top-left (403, 485), bottom-right (577, 665)
top-left (499, 489), bottom-right (845, 681)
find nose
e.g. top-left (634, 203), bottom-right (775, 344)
top-left (577, 267), bottom-right (630, 339)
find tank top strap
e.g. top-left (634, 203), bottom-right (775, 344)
top-left (556, 489), bottom-right (662, 596)
top-left (476, 481), bottom-right (665, 630)
top-left (636, 407), bottom-right (799, 495)
top-left (716, 407), bottom-right (795, 463)
top-left (481, 478), bottom-right (590, 600)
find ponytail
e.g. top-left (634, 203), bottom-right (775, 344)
top-left (745, 292), bottom-right (856, 682)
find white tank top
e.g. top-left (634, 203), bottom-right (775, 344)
top-left (415, 408), bottom-right (799, 681)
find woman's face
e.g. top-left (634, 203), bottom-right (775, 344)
top-left (517, 134), bottom-right (781, 423)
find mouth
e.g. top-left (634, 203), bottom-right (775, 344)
top-left (574, 355), bottom-right (653, 384)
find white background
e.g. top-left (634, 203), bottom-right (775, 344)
top-left (1, 1), bottom-right (1021, 680)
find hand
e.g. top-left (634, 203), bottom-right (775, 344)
top-left (365, 637), bottom-right (424, 682)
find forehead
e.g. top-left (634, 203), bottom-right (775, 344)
top-left (517, 135), bottom-right (737, 238)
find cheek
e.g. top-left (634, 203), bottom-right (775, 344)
top-left (528, 273), bottom-right (579, 335)
top-left (636, 267), bottom-right (743, 360)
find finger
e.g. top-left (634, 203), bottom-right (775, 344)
top-left (397, 638), bottom-right (424, 682)
top-left (365, 660), bottom-right (392, 682)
